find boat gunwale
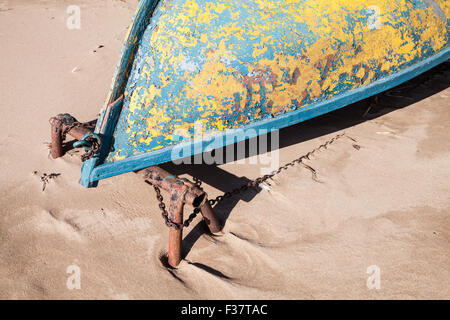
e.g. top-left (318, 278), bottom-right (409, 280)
top-left (80, 0), bottom-right (160, 187)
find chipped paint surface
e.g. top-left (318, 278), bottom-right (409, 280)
top-left (105, 0), bottom-right (449, 162)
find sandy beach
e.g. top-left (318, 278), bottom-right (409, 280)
top-left (0, 0), bottom-right (449, 299)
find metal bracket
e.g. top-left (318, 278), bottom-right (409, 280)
top-left (137, 166), bottom-right (223, 267)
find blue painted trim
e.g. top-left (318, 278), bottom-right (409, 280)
top-left (85, 46), bottom-right (450, 186)
top-left (80, 97), bottom-right (123, 187)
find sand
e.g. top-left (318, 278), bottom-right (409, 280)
top-left (0, 0), bottom-right (449, 299)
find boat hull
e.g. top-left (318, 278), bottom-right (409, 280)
top-left (81, 0), bottom-right (450, 186)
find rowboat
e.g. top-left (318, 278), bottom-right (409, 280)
top-left (72, 0), bottom-right (450, 187)
top-left (50, 0), bottom-right (449, 266)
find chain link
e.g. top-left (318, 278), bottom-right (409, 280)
top-left (152, 132), bottom-right (348, 229)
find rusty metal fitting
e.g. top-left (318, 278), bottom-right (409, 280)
top-left (139, 167), bottom-right (202, 206)
top-left (49, 115), bottom-right (65, 159)
top-left (49, 113), bottom-right (94, 159)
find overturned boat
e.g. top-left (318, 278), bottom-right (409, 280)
top-left (72, 0), bottom-right (449, 186)
top-left (50, 0), bottom-right (449, 266)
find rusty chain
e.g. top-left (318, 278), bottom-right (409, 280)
top-left (207, 132), bottom-right (347, 207)
top-left (152, 132), bottom-right (349, 229)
